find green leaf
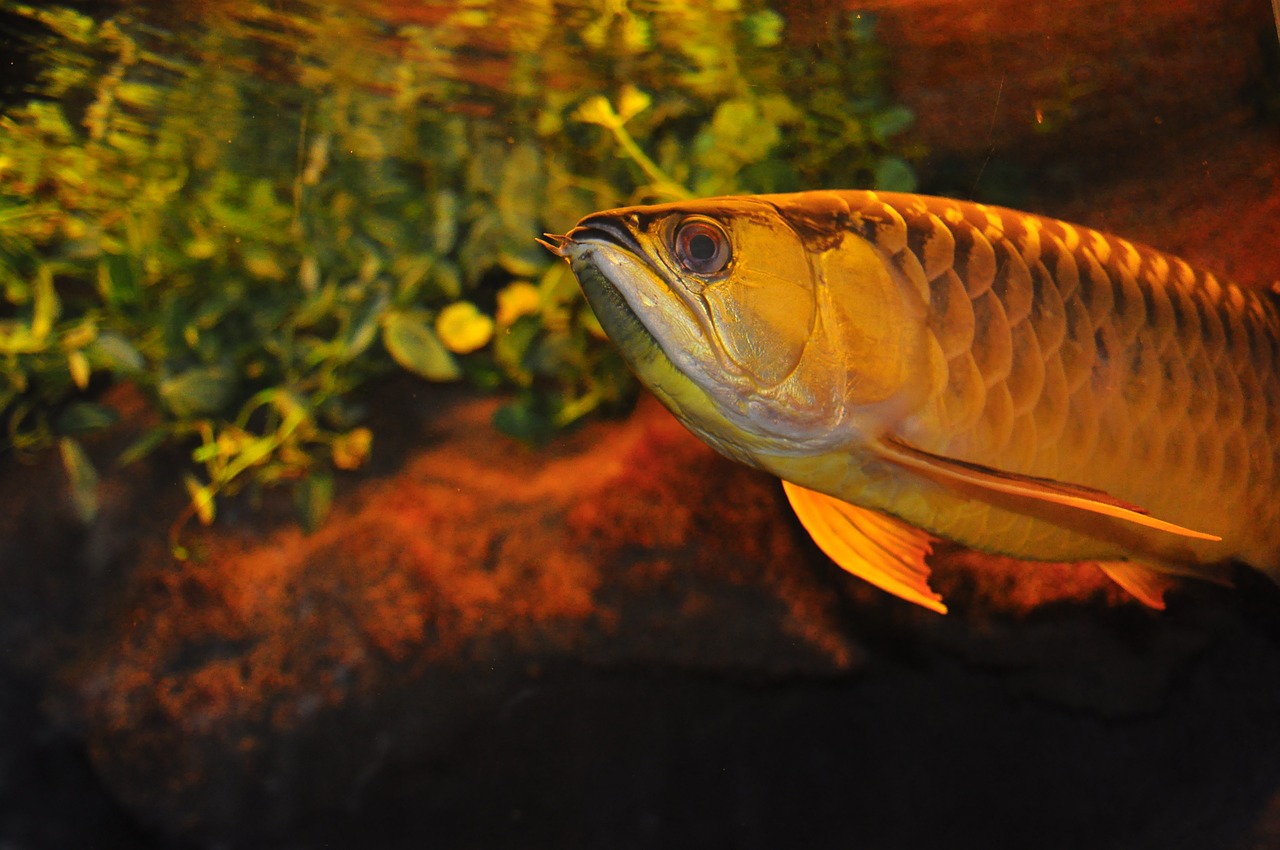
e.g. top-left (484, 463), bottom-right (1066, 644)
top-left (363, 214), bottom-right (404, 248)
top-left (342, 294), bottom-right (388, 362)
top-left (56, 402), bottom-right (119, 434)
top-left (873, 156), bottom-right (918, 192)
top-left (118, 427), bottom-right (168, 467)
top-left (159, 366), bottom-right (237, 417)
top-left (59, 437), bottom-right (99, 523)
top-left (100, 254), bottom-right (141, 309)
top-left (88, 331), bottom-right (145, 373)
top-left (743, 10), bottom-right (785, 47)
top-left (492, 394), bottom-right (557, 445)
top-left (395, 254), bottom-right (434, 300)
top-left (701, 98), bottom-right (781, 173)
top-left (432, 190), bottom-right (458, 254)
top-left (428, 260), bottom-right (463, 300)
top-left (382, 310), bottom-right (460, 381)
top-left (869, 105), bottom-right (915, 140)
top-left (294, 283), bottom-right (338, 328)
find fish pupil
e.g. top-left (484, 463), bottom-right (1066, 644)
top-left (689, 233), bottom-right (716, 261)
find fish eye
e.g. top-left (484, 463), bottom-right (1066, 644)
top-left (672, 216), bottom-right (731, 276)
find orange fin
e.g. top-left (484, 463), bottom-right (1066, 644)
top-left (875, 436), bottom-right (1222, 542)
top-left (782, 480), bottom-right (947, 614)
top-left (1095, 561), bottom-right (1177, 610)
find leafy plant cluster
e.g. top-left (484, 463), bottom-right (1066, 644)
top-left (0, 1), bottom-right (918, 537)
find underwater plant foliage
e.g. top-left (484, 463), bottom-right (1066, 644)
top-left (0, 1), bottom-right (918, 536)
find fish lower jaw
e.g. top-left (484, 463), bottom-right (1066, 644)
top-left (685, 424), bottom-right (760, 468)
top-left (725, 391), bottom-right (854, 450)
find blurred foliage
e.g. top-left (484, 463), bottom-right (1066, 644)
top-left (0, 1), bottom-right (917, 538)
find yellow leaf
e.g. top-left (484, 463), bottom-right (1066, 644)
top-left (31, 264), bottom-right (58, 341)
top-left (184, 237), bottom-right (217, 259)
top-left (435, 301), bottom-right (494, 354)
top-left (61, 320), bottom-right (97, 350)
top-left (332, 427), bottom-right (373, 471)
top-left (183, 473), bottom-right (217, 525)
top-left (615, 85), bottom-right (652, 123)
top-left (244, 251), bottom-right (286, 280)
top-left (495, 281), bottom-right (540, 326)
top-left (299, 255), bottom-right (320, 293)
top-left (68, 350), bottom-right (90, 390)
top-left (61, 216), bottom-right (88, 240)
top-left (572, 96), bottom-right (619, 129)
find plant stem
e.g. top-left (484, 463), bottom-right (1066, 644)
top-left (606, 122), bottom-right (691, 201)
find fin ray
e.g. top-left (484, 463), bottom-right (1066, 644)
top-left (1095, 561), bottom-right (1176, 610)
top-left (782, 480), bottom-right (947, 614)
top-left (875, 436), bottom-right (1222, 542)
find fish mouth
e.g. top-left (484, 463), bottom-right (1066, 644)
top-left (565, 212), bottom-right (647, 258)
top-left (542, 217), bottom-right (664, 359)
top-left (540, 212), bottom-right (646, 258)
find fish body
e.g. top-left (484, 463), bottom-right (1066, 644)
top-left (544, 190), bottom-right (1280, 613)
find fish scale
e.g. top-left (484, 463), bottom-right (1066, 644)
top-left (858, 192), bottom-right (1280, 570)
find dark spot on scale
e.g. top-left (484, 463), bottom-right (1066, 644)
top-left (769, 194), bottom-right (851, 252)
top-left (1078, 260), bottom-right (1097, 303)
top-left (1193, 286), bottom-right (1214, 326)
top-left (1129, 337), bottom-right (1145, 373)
top-left (1140, 284), bottom-right (1157, 322)
top-left (1094, 327), bottom-right (1109, 361)
top-left (951, 225), bottom-right (974, 281)
top-left (1221, 312), bottom-right (1236, 349)
top-left (1169, 288), bottom-right (1189, 333)
top-left (1108, 266), bottom-right (1131, 318)
top-left (788, 212), bottom-right (849, 252)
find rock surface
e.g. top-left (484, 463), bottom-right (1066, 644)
top-left (64, 390), bottom-right (858, 843)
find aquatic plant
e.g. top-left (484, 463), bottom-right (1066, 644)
top-left (0, 2), bottom-right (918, 538)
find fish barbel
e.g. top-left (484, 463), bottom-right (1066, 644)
top-left (541, 191), bottom-right (1280, 613)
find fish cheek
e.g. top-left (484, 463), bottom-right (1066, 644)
top-left (701, 269), bottom-right (815, 388)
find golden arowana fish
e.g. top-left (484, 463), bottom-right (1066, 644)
top-left (541, 191), bottom-right (1280, 613)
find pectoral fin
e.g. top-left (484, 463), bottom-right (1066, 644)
top-left (1095, 561), bottom-right (1177, 610)
top-left (874, 436), bottom-right (1222, 542)
top-left (782, 480), bottom-right (947, 614)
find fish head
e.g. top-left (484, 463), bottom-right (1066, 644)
top-left (544, 195), bottom-right (936, 464)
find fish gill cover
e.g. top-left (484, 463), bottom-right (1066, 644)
top-left (0, 0), bottom-right (919, 538)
